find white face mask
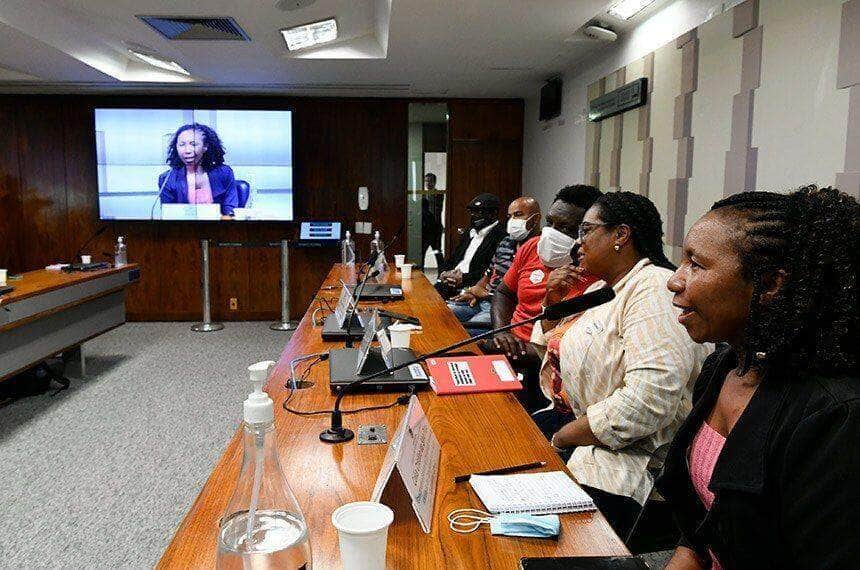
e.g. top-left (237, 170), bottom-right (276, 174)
top-left (537, 226), bottom-right (575, 268)
top-left (506, 215), bottom-right (533, 241)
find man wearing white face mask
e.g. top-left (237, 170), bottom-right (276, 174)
top-left (484, 185), bottom-right (602, 411)
top-left (447, 197), bottom-right (541, 335)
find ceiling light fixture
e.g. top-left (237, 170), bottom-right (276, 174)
top-left (281, 18), bottom-right (338, 51)
top-left (608, 0), bottom-right (657, 20)
top-left (128, 49), bottom-right (190, 75)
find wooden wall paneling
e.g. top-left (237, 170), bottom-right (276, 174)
top-left (123, 223), bottom-right (161, 320)
top-left (157, 224), bottom-right (204, 320)
top-left (62, 101), bottom-right (108, 262)
top-left (0, 99), bottom-right (23, 273)
top-left (246, 225), bottom-right (288, 321)
top-left (209, 224), bottom-right (250, 321)
top-left (16, 101), bottom-right (69, 270)
top-left (2, 95), bottom-right (512, 321)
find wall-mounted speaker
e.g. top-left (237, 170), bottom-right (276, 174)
top-left (539, 77), bottom-right (563, 122)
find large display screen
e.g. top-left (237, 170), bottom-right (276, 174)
top-left (95, 109), bottom-right (293, 221)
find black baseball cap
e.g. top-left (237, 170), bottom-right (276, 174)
top-left (467, 193), bottom-right (500, 210)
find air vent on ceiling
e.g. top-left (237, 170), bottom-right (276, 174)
top-left (137, 16), bottom-right (250, 41)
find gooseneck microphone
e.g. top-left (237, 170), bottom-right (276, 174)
top-left (75, 225), bottom-right (109, 260)
top-left (319, 286), bottom-right (616, 443)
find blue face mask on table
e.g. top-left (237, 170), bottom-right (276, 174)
top-left (448, 509), bottom-right (560, 538)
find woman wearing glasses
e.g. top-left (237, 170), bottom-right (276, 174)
top-left (532, 191), bottom-right (711, 538)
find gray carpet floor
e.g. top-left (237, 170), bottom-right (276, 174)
top-left (0, 323), bottom-right (291, 569)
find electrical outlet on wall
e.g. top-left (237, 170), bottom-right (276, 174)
top-left (229, 297), bottom-right (238, 310)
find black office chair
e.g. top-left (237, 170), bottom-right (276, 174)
top-left (236, 180), bottom-right (251, 208)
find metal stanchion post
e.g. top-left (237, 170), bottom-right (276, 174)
top-left (192, 239), bottom-right (224, 332)
top-left (270, 239), bottom-right (297, 331)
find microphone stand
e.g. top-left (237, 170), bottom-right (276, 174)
top-left (319, 287), bottom-right (615, 443)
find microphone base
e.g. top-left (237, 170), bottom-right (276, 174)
top-left (319, 427), bottom-right (355, 443)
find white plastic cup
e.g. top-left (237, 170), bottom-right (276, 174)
top-left (394, 254), bottom-right (405, 269)
top-left (400, 263), bottom-right (413, 279)
top-left (81, 255), bottom-right (92, 264)
top-left (0, 269), bottom-right (6, 286)
top-left (332, 501), bottom-right (394, 570)
top-left (388, 323), bottom-right (413, 349)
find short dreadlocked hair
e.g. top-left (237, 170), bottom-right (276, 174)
top-left (593, 191), bottom-right (676, 270)
top-left (710, 186), bottom-right (858, 376)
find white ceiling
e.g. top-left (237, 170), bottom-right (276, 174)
top-left (0, 0), bottom-right (651, 98)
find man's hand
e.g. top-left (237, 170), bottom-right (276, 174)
top-left (492, 332), bottom-right (528, 360)
top-left (544, 264), bottom-right (588, 305)
top-left (450, 289), bottom-right (479, 307)
top-left (439, 269), bottom-right (464, 287)
top-left (470, 283), bottom-right (490, 299)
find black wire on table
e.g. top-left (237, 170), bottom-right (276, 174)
top-left (281, 355), bottom-right (414, 416)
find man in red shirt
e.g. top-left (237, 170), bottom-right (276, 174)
top-left (488, 185), bottom-right (602, 410)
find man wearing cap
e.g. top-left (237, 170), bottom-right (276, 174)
top-left (435, 193), bottom-right (507, 299)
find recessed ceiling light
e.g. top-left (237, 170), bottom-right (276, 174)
top-left (608, 0), bottom-right (657, 20)
top-left (281, 18), bottom-right (338, 51)
top-left (128, 49), bottom-right (189, 75)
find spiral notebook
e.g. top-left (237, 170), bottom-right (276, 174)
top-left (469, 471), bottom-right (596, 515)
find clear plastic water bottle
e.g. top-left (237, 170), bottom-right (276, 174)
top-left (217, 362), bottom-right (312, 570)
top-left (341, 231), bottom-right (356, 266)
top-left (369, 230), bottom-right (388, 273)
top-left (114, 236), bottom-right (127, 267)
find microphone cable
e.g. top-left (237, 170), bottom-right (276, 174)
top-left (281, 351), bottom-right (414, 417)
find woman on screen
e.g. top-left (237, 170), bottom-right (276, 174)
top-left (158, 123), bottom-right (238, 219)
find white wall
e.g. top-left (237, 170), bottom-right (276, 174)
top-left (522, 0), bottom-right (742, 209)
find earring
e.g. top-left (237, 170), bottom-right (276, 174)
top-left (613, 244), bottom-right (621, 251)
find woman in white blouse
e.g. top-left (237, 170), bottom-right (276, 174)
top-left (534, 191), bottom-right (711, 539)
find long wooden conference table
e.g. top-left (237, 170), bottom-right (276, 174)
top-left (159, 264), bottom-right (628, 568)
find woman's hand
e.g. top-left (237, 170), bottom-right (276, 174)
top-left (552, 416), bottom-right (602, 449)
top-left (543, 264), bottom-right (588, 306)
top-left (665, 546), bottom-right (707, 569)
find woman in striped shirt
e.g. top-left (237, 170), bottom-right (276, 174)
top-left (533, 192), bottom-right (711, 538)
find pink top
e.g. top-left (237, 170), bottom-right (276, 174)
top-left (187, 173), bottom-right (214, 205)
top-left (689, 421), bottom-right (726, 570)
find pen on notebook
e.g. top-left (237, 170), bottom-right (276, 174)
top-left (453, 461), bottom-right (546, 483)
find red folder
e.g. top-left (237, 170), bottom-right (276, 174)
top-left (426, 355), bottom-right (522, 395)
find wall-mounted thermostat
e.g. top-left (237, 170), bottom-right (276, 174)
top-left (358, 186), bottom-right (369, 210)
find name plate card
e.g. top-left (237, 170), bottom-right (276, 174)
top-left (371, 395), bottom-right (440, 533)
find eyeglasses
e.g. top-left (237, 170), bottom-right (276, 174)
top-left (577, 222), bottom-right (608, 241)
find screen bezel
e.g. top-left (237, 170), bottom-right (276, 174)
top-left (94, 104), bottom-right (296, 224)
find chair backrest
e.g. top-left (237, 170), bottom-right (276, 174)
top-left (236, 180), bottom-right (251, 208)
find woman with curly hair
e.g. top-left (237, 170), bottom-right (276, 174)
top-left (534, 191), bottom-right (711, 538)
top-left (660, 186), bottom-right (858, 568)
top-left (158, 123), bottom-right (237, 218)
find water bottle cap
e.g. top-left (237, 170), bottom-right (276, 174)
top-left (244, 361), bottom-right (276, 423)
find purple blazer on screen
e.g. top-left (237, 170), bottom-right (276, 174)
top-left (158, 165), bottom-right (238, 216)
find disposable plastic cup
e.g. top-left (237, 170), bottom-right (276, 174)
top-left (400, 263), bottom-right (413, 279)
top-left (332, 501), bottom-right (394, 570)
top-left (394, 254), bottom-right (405, 269)
top-left (81, 255), bottom-right (92, 264)
top-left (388, 323), bottom-right (413, 349)
top-left (0, 269), bottom-right (6, 286)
